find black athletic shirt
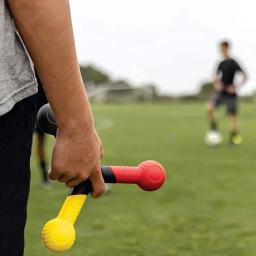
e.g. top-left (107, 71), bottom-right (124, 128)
top-left (216, 58), bottom-right (243, 86)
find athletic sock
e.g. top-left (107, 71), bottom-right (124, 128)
top-left (230, 130), bottom-right (238, 144)
top-left (231, 130), bottom-right (238, 137)
top-left (210, 121), bottom-right (218, 131)
top-left (40, 160), bottom-right (49, 183)
top-left (231, 130), bottom-right (238, 135)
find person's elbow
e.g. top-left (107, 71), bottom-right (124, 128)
top-left (242, 72), bottom-right (248, 84)
top-left (244, 72), bottom-right (248, 82)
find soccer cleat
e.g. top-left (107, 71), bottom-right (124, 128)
top-left (231, 134), bottom-right (243, 145)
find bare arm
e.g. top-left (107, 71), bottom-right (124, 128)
top-left (8, 0), bottom-right (105, 197)
top-left (229, 71), bottom-right (248, 94)
top-left (235, 61), bottom-right (248, 90)
top-left (238, 71), bottom-right (248, 89)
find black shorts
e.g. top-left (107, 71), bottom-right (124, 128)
top-left (0, 95), bottom-right (36, 255)
top-left (209, 92), bottom-right (238, 115)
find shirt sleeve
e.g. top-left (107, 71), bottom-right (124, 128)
top-left (234, 60), bottom-right (243, 72)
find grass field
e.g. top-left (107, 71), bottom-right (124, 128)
top-left (26, 102), bottom-right (256, 256)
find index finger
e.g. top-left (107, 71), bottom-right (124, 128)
top-left (90, 164), bottom-right (105, 198)
top-left (48, 167), bottom-right (62, 181)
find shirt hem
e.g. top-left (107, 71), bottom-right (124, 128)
top-left (0, 83), bottom-right (38, 116)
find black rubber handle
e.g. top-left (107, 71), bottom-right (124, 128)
top-left (70, 166), bottom-right (116, 195)
top-left (37, 103), bottom-right (57, 136)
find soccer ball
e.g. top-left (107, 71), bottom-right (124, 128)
top-left (204, 131), bottom-right (223, 146)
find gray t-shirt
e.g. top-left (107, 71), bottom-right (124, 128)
top-left (0, 1), bottom-right (37, 116)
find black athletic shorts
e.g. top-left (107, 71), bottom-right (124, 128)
top-left (0, 95), bottom-right (36, 256)
top-left (209, 92), bottom-right (238, 115)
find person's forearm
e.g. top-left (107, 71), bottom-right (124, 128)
top-left (8, 0), bottom-right (94, 132)
top-left (240, 73), bottom-right (248, 87)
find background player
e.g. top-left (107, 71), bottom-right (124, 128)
top-left (207, 40), bottom-right (248, 144)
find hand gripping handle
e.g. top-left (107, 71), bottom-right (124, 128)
top-left (37, 104), bottom-right (166, 193)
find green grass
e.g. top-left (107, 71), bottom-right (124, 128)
top-left (26, 102), bottom-right (256, 256)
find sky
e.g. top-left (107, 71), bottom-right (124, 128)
top-left (70, 0), bottom-right (256, 95)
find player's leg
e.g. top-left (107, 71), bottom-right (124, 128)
top-left (207, 93), bottom-right (222, 130)
top-left (35, 129), bottom-right (49, 186)
top-left (207, 102), bottom-right (217, 129)
top-left (230, 114), bottom-right (242, 145)
top-left (227, 96), bottom-right (241, 144)
top-left (231, 113), bottom-right (239, 132)
top-left (0, 95), bottom-right (36, 256)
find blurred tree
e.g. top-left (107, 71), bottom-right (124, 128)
top-left (111, 80), bottom-right (131, 89)
top-left (80, 65), bottom-right (110, 85)
top-left (198, 81), bottom-right (213, 99)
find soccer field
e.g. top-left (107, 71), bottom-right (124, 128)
top-left (26, 102), bottom-right (256, 256)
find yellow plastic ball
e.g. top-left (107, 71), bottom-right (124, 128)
top-left (41, 218), bottom-right (75, 252)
